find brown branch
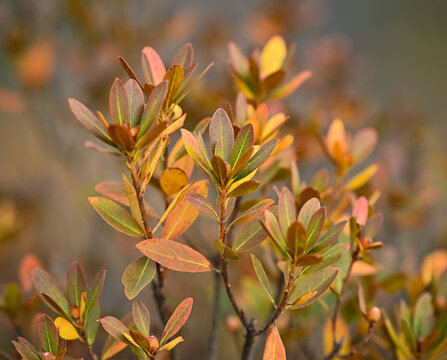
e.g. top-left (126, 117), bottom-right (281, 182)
top-left (80, 331), bottom-right (98, 360)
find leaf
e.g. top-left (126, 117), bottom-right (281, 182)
top-left (230, 199), bottom-right (274, 226)
top-left (129, 329), bottom-right (150, 351)
top-left (160, 168), bottom-right (188, 196)
top-left (297, 198), bottom-right (321, 227)
top-left (94, 181), bottom-right (158, 219)
top-left (101, 315), bottom-right (132, 359)
top-left (66, 262), bottom-right (87, 307)
top-left (124, 79), bottom-right (144, 126)
top-left (88, 197), bottom-right (143, 237)
top-left (306, 207), bottom-right (326, 247)
top-left (32, 269), bottom-right (70, 317)
top-left (231, 124), bottom-right (254, 167)
top-left (162, 180), bottom-right (209, 240)
top-left (287, 221), bottom-right (307, 260)
top-left (107, 124), bottom-right (135, 152)
top-left (209, 108), bottom-right (234, 162)
top-left (12, 338), bottom-right (40, 360)
top-left (84, 302), bottom-right (100, 345)
top-left (352, 196), bottom-right (369, 226)
top-left (306, 243), bottom-right (350, 273)
top-left (233, 220), bottom-right (267, 252)
top-left (68, 98), bottom-right (111, 143)
top-left (263, 70), bottom-right (286, 94)
top-left (263, 325), bottom-right (286, 360)
top-left (137, 239), bottom-right (212, 273)
top-left (186, 193), bottom-right (219, 220)
top-left (345, 164), bottom-right (378, 190)
top-left (288, 268), bottom-right (339, 308)
top-left (251, 254), bottom-right (276, 306)
top-left (137, 120), bottom-right (168, 150)
top-left (235, 139), bottom-right (278, 180)
top-left (351, 128), bottom-right (377, 164)
top-left (84, 269), bottom-right (105, 320)
top-left (278, 187), bottom-right (296, 238)
top-left (172, 43), bottom-right (193, 69)
top-left (413, 292), bottom-right (434, 338)
top-left (270, 70), bottom-right (312, 100)
top-left (159, 336), bottom-right (184, 352)
top-left (214, 238), bottom-right (239, 260)
top-left (163, 65), bottom-right (184, 108)
top-left (109, 78), bottom-right (128, 125)
top-left (122, 257), bottom-right (156, 300)
top-left (3, 283), bottom-right (22, 315)
top-left (38, 314), bottom-right (58, 354)
top-left (311, 221), bottom-right (347, 252)
top-left (54, 317), bottom-right (78, 340)
top-left (122, 175), bottom-right (145, 233)
top-left (228, 41), bottom-right (249, 76)
top-left (161, 297), bottom-right (193, 344)
top-left (141, 47), bottom-right (166, 85)
top-left (364, 213), bottom-right (383, 239)
top-left (264, 209), bottom-right (288, 256)
top-left (327, 118), bottom-right (347, 163)
top-left (261, 35), bottom-right (287, 76)
top-left (211, 155), bottom-right (229, 184)
top-left (139, 80), bottom-right (168, 138)
top-left (132, 300), bottom-right (150, 337)
top-left (227, 180), bottom-right (260, 198)
top-left (99, 316), bottom-right (132, 344)
top-left (358, 284), bottom-right (367, 316)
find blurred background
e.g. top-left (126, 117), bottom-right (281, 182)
top-left (0, 0), bottom-right (446, 358)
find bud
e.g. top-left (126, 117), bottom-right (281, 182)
top-left (367, 307), bottom-right (381, 323)
top-left (362, 237), bottom-right (372, 248)
top-left (42, 353), bottom-right (56, 360)
top-left (71, 305), bottom-right (80, 319)
top-left (225, 315), bottom-right (241, 333)
top-left (435, 295), bottom-right (446, 311)
top-left (148, 335), bottom-right (159, 354)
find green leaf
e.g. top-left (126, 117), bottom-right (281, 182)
top-left (137, 239), bottom-right (212, 273)
top-left (66, 262), bottom-right (87, 307)
top-left (99, 316), bottom-right (132, 344)
top-left (84, 302), bottom-right (100, 345)
top-left (161, 298), bottom-right (193, 344)
top-left (122, 257), bottom-right (156, 300)
top-left (109, 78), bottom-right (128, 125)
top-left (141, 46), bottom-right (166, 85)
top-left (230, 124), bottom-right (254, 167)
top-left (37, 314), bottom-right (58, 355)
top-left (288, 268), bottom-right (339, 309)
top-left (186, 193), bottom-right (219, 220)
top-left (278, 187), bottom-right (296, 238)
top-left (230, 199), bottom-right (274, 227)
top-left (310, 221), bottom-right (347, 252)
top-left (12, 338), bottom-right (40, 360)
top-left (297, 197), bottom-right (320, 227)
top-left (211, 155), bottom-right (229, 185)
top-left (263, 325), bottom-right (286, 360)
top-left (88, 197), bottom-right (143, 237)
top-left (227, 180), bottom-right (260, 198)
top-left (132, 300), bottom-right (151, 337)
top-left (250, 254), bottom-right (276, 306)
top-left (264, 209), bottom-right (288, 255)
top-left (125, 79), bottom-right (144, 126)
top-left (214, 238), bottom-right (239, 260)
top-left (235, 139), bottom-right (278, 180)
top-left (209, 108), bottom-right (234, 163)
top-left (306, 207), bottom-right (326, 247)
top-left (163, 65), bottom-right (184, 109)
top-left (84, 269), bottom-right (105, 320)
top-left (3, 283), bottom-right (22, 315)
top-left (32, 269), bottom-right (70, 317)
top-left (122, 174), bottom-right (145, 233)
top-left (139, 80), bottom-right (168, 137)
top-left (413, 292), bottom-right (434, 338)
top-left (233, 220), bottom-right (267, 252)
top-left (306, 243), bottom-right (350, 273)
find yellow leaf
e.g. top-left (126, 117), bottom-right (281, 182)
top-left (80, 291), bottom-right (86, 320)
top-left (291, 290), bottom-right (318, 306)
top-left (54, 317), bottom-right (79, 340)
top-left (351, 260), bottom-right (380, 276)
top-left (261, 36), bottom-right (287, 76)
top-left (327, 119), bottom-right (347, 163)
top-left (160, 168), bottom-right (188, 196)
top-left (323, 317), bottom-right (350, 357)
top-left (272, 134), bottom-right (294, 155)
top-left (345, 164), bottom-right (378, 190)
top-left (159, 336), bottom-right (184, 352)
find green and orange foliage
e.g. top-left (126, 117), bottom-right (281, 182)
top-left (3, 34), bottom-right (445, 360)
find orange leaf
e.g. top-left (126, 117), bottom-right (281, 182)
top-left (161, 298), bottom-right (193, 344)
top-left (136, 239), bottom-right (212, 273)
top-left (263, 325), bottom-right (286, 360)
